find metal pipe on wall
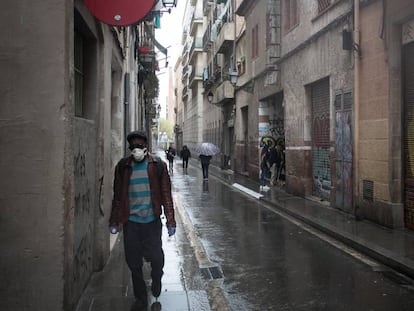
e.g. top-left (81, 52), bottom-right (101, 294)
top-left (353, 0), bottom-right (360, 212)
top-left (124, 73), bottom-right (130, 156)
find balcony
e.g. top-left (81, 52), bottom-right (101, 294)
top-left (189, 66), bottom-right (203, 88)
top-left (215, 22), bottom-right (235, 54)
top-left (189, 37), bottom-right (203, 63)
top-left (182, 85), bottom-right (188, 99)
top-left (190, 12), bottom-right (203, 37)
top-left (236, 0), bottom-right (254, 16)
top-left (213, 80), bottom-right (234, 105)
top-left (203, 27), bottom-right (213, 51)
top-left (181, 29), bottom-right (187, 45)
top-left (181, 43), bottom-right (188, 56)
top-left (182, 65), bottom-right (189, 81)
top-left (181, 44), bottom-right (189, 65)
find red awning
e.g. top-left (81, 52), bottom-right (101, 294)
top-left (84, 0), bottom-right (157, 26)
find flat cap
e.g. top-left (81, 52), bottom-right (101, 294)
top-left (127, 130), bottom-right (148, 143)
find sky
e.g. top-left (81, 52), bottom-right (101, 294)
top-left (154, 0), bottom-right (186, 118)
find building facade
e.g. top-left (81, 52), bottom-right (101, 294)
top-left (234, 0), bottom-right (414, 229)
top-left (0, 0), bottom-right (172, 309)
top-left (178, 0), bottom-right (414, 230)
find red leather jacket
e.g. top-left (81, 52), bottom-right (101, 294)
top-left (109, 154), bottom-right (176, 228)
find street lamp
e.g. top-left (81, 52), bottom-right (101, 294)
top-left (162, 0), bottom-right (177, 8)
top-left (229, 68), bottom-right (238, 115)
top-left (207, 91), bottom-right (214, 103)
top-left (229, 68), bottom-right (238, 86)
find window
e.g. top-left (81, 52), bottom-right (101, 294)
top-left (74, 31), bottom-right (84, 117)
top-left (74, 10), bottom-right (97, 119)
top-left (284, 0), bottom-right (298, 33)
top-left (266, 13), bottom-right (271, 48)
top-left (251, 24), bottom-right (259, 59)
top-left (237, 57), bottom-right (246, 75)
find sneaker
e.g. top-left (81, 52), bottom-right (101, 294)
top-left (260, 186), bottom-right (263, 191)
top-left (262, 186), bottom-right (270, 191)
top-left (151, 278), bottom-right (162, 298)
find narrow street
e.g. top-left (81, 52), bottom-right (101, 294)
top-left (170, 156), bottom-right (414, 311)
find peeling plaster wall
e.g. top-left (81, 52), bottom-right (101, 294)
top-left (280, 1), bottom-right (354, 197)
top-left (73, 120), bottom-right (96, 303)
top-left (0, 1), bottom-right (69, 309)
top-left (0, 0), bottom-right (126, 309)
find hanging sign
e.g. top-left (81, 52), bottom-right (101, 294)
top-left (83, 0), bottom-right (157, 26)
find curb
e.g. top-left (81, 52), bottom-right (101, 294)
top-left (173, 192), bottom-right (232, 311)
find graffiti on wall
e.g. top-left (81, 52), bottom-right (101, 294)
top-left (72, 128), bottom-right (96, 301)
top-left (73, 224), bottom-right (92, 285)
top-left (335, 111), bottom-right (353, 211)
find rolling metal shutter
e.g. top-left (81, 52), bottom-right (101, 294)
top-left (404, 42), bottom-right (414, 229)
top-left (311, 78), bottom-right (331, 200)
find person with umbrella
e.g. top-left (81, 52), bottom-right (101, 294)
top-left (195, 142), bottom-right (219, 180)
top-left (199, 154), bottom-right (212, 180)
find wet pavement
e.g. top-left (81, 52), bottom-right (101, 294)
top-left (174, 159), bottom-right (414, 310)
top-left (76, 217), bottom-right (211, 311)
top-left (215, 167), bottom-right (414, 282)
top-left (76, 151), bottom-right (414, 310)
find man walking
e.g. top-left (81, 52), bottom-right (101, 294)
top-left (166, 144), bottom-right (176, 175)
top-left (109, 130), bottom-right (176, 309)
top-left (180, 145), bottom-right (191, 172)
top-left (199, 154), bottom-right (212, 180)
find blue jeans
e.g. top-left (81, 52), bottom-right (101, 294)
top-left (260, 167), bottom-right (269, 186)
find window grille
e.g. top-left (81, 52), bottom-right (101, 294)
top-left (318, 0), bottom-right (332, 13)
top-left (363, 180), bottom-right (374, 202)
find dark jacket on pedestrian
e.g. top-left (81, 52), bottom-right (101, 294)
top-left (180, 146), bottom-right (191, 160)
top-left (166, 147), bottom-right (176, 161)
top-left (110, 154), bottom-right (176, 228)
top-left (199, 154), bottom-right (212, 164)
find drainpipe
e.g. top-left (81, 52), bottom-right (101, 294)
top-left (232, 0), bottom-right (237, 170)
top-left (124, 73), bottom-right (130, 156)
top-left (353, 0), bottom-right (360, 213)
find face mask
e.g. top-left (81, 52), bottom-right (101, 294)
top-left (131, 147), bottom-right (147, 162)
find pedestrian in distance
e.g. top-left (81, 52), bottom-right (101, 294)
top-left (180, 145), bottom-right (191, 173)
top-left (260, 142), bottom-right (271, 191)
top-left (166, 144), bottom-right (176, 175)
top-left (276, 141), bottom-right (286, 186)
top-left (199, 154), bottom-right (212, 180)
top-left (109, 130), bottom-right (176, 309)
top-left (268, 145), bottom-right (277, 186)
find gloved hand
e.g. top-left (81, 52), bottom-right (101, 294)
top-left (109, 224), bottom-right (119, 234)
top-left (167, 226), bottom-right (176, 237)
